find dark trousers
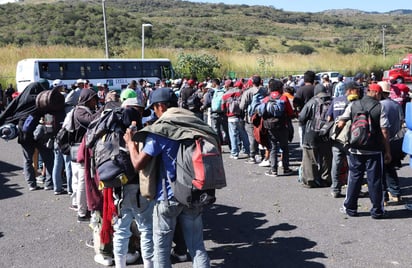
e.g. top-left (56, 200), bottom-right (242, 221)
top-left (210, 113), bottom-right (229, 146)
top-left (301, 142), bottom-right (332, 186)
top-left (21, 140), bottom-right (54, 188)
top-left (268, 127), bottom-right (290, 172)
top-left (383, 163), bottom-right (401, 197)
top-left (245, 122), bottom-right (258, 158)
top-left (344, 152), bottom-right (384, 217)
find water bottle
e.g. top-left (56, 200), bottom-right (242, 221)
top-left (129, 121), bottom-right (137, 132)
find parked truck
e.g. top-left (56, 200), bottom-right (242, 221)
top-left (382, 54), bottom-right (412, 84)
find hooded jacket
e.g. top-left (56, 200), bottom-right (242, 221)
top-left (72, 88), bottom-right (102, 143)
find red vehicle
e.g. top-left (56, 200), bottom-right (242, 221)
top-left (383, 54), bottom-right (412, 84)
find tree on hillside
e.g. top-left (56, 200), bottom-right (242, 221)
top-left (243, 38), bottom-right (260, 53)
top-left (174, 52), bottom-right (221, 80)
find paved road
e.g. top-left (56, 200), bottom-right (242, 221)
top-left (1, 126), bottom-right (412, 268)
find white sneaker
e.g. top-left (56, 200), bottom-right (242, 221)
top-left (126, 251), bottom-right (140, 264)
top-left (278, 161), bottom-right (283, 167)
top-left (258, 159), bottom-right (270, 167)
top-left (94, 254), bottom-right (113, 266)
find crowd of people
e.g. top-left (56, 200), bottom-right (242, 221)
top-left (0, 70), bottom-right (410, 266)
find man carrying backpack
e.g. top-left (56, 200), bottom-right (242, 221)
top-left (260, 79), bottom-right (295, 177)
top-left (240, 75), bottom-right (267, 164)
top-left (298, 84), bottom-right (332, 188)
top-left (337, 83), bottom-right (391, 219)
top-left (222, 80), bottom-right (249, 159)
top-left (124, 88), bottom-right (211, 268)
top-left (210, 78), bottom-right (229, 146)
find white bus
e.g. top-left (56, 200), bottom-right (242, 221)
top-left (16, 58), bottom-right (174, 92)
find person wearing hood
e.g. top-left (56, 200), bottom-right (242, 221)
top-left (298, 84), bottom-right (332, 188)
top-left (71, 88), bottom-right (103, 222)
top-left (0, 81), bottom-right (55, 191)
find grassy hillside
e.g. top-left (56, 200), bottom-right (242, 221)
top-left (0, 0), bottom-right (411, 85)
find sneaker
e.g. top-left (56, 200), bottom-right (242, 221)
top-left (278, 161), bottom-right (283, 168)
top-left (171, 248), bottom-right (188, 262)
top-left (69, 205), bottom-right (78, 211)
top-left (68, 191), bottom-right (73, 195)
top-left (54, 190), bottom-right (68, 195)
top-left (77, 215), bottom-right (90, 223)
top-left (283, 168), bottom-right (294, 176)
top-left (258, 159), bottom-right (270, 167)
top-left (85, 238), bottom-right (94, 249)
top-left (94, 254), bottom-right (113, 266)
top-left (265, 170), bottom-right (278, 177)
top-left (331, 192), bottom-right (344, 198)
top-left (36, 175), bottom-right (45, 184)
top-left (245, 157), bottom-right (256, 164)
top-left (229, 155), bottom-right (239, 160)
top-left (44, 186), bottom-right (53, 191)
top-left (339, 206), bottom-right (358, 217)
top-left (126, 251), bottom-right (140, 264)
top-left (388, 192), bottom-right (401, 203)
top-left (29, 185), bottom-right (41, 191)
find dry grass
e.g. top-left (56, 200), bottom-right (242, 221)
top-left (0, 45), bottom-right (402, 87)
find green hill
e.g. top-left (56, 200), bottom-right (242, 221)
top-left (1, 0), bottom-right (411, 56)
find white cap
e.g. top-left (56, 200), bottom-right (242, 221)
top-left (52, 79), bottom-right (64, 87)
top-left (76, 78), bottom-right (86, 84)
top-left (96, 82), bottom-right (104, 87)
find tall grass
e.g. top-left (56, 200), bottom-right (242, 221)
top-left (0, 45), bottom-right (402, 87)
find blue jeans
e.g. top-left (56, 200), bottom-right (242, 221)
top-left (113, 184), bottom-right (155, 262)
top-left (228, 118), bottom-right (250, 157)
top-left (52, 147), bottom-right (72, 192)
top-left (331, 142), bottom-right (347, 193)
top-left (153, 199), bottom-right (210, 268)
top-left (21, 140), bottom-right (54, 188)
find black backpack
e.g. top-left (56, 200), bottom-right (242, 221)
top-left (186, 91), bottom-right (202, 112)
top-left (86, 108), bottom-right (137, 187)
top-left (310, 97), bottom-right (332, 139)
top-left (349, 100), bottom-right (378, 148)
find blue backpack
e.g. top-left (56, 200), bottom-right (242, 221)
top-left (211, 88), bottom-right (225, 112)
top-left (247, 89), bottom-right (265, 117)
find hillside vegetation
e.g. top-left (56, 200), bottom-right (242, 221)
top-left (0, 0), bottom-right (412, 84)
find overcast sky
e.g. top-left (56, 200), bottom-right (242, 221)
top-left (189, 0), bottom-right (412, 13)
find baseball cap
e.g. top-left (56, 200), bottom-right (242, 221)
top-left (368, 83), bottom-right (382, 93)
top-left (344, 81), bottom-right (360, 91)
top-left (121, 97), bottom-right (145, 108)
top-left (76, 78), bottom-right (86, 84)
top-left (147, 87), bottom-right (178, 109)
top-left (52, 79), bottom-right (64, 87)
top-left (377, 81), bottom-right (391, 93)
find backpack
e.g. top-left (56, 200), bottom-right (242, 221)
top-left (224, 92), bottom-right (242, 116)
top-left (260, 96), bottom-right (286, 130)
top-left (349, 101), bottom-right (378, 148)
top-left (247, 89), bottom-right (265, 117)
top-left (310, 97), bottom-right (332, 139)
top-left (211, 88), bottom-right (225, 112)
top-left (55, 109), bottom-right (76, 155)
top-left (86, 108), bottom-right (137, 188)
top-left (186, 91), bottom-right (202, 112)
top-left (167, 137), bottom-right (227, 208)
top-left (251, 113), bottom-right (269, 148)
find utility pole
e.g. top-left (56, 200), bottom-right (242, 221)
top-left (382, 25), bottom-right (386, 58)
top-left (102, 0), bottom-right (109, 58)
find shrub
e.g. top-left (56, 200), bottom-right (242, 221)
top-left (288, 45), bottom-right (315, 55)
